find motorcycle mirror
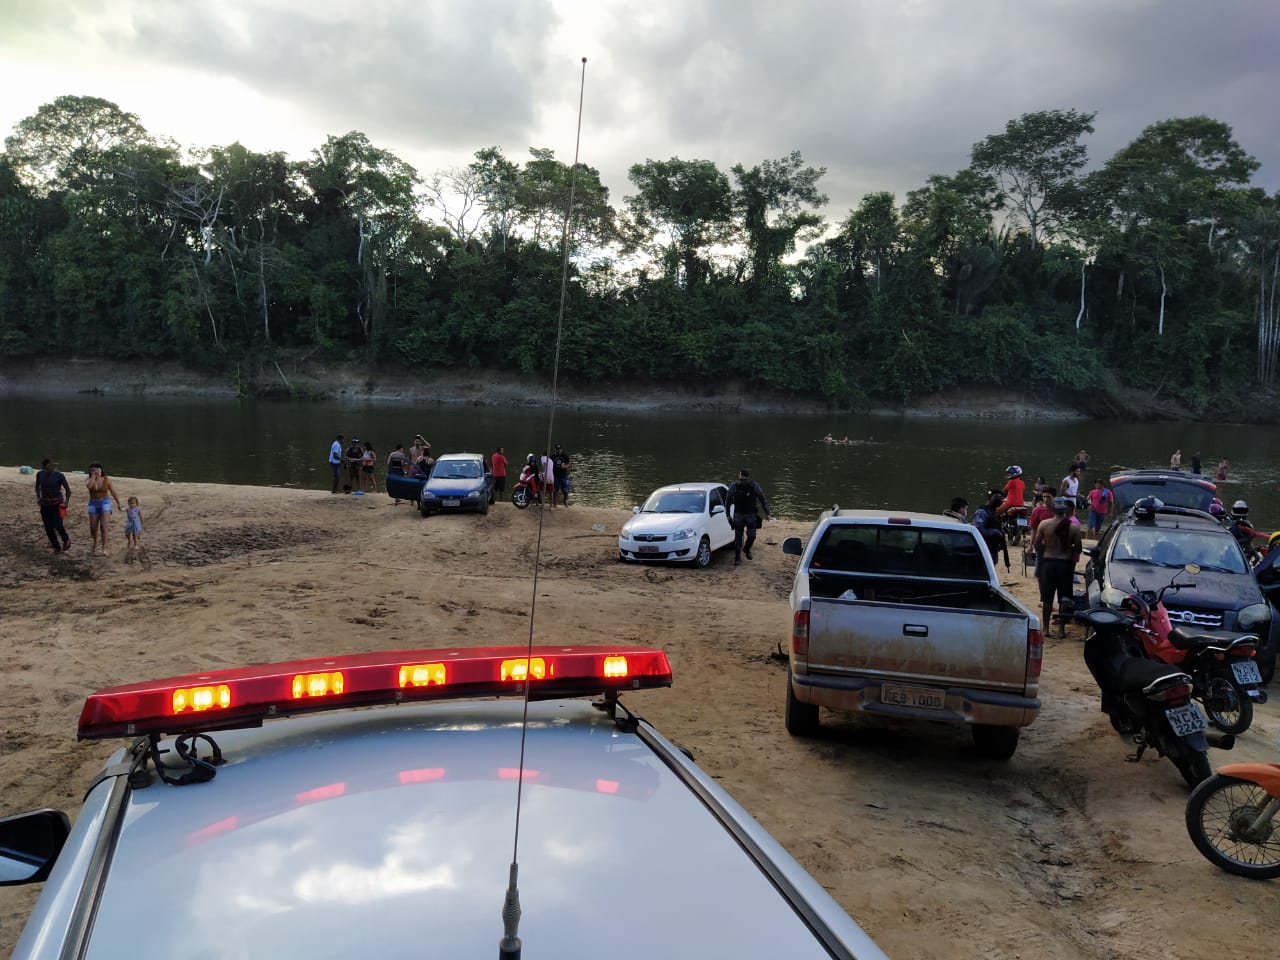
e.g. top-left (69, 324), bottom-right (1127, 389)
top-left (1183, 563), bottom-right (1201, 575)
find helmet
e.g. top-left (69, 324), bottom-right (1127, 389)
top-left (1231, 500), bottom-right (1249, 518)
top-left (1208, 502), bottom-right (1225, 517)
top-left (1006, 465), bottom-right (1023, 477)
top-left (1052, 496), bottom-right (1073, 515)
top-left (1270, 530), bottom-right (1280, 548)
top-left (1132, 496), bottom-right (1163, 522)
top-left (526, 454), bottom-right (536, 467)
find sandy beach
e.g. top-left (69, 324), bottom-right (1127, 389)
top-left (1, 466), bottom-right (1276, 958)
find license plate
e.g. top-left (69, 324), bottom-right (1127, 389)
top-left (880, 683), bottom-right (946, 710)
top-left (1166, 703), bottom-right (1208, 737)
top-left (1231, 660), bottom-right (1263, 685)
top-left (441, 499), bottom-right (460, 507)
top-left (639, 545), bottom-right (660, 554)
top-left (1016, 517), bottom-right (1029, 527)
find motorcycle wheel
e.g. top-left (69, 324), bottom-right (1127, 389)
top-left (1172, 748), bottom-right (1214, 790)
top-left (512, 487), bottom-right (529, 509)
top-left (1204, 676), bottom-right (1253, 735)
top-left (1185, 774), bottom-right (1280, 879)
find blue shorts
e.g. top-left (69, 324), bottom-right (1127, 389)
top-left (87, 499), bottom-right (112, 518)
top-left (1087, 510), bottom-right (1106, 529)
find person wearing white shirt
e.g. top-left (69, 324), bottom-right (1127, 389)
top-left (328, 434), bottom-right (344, 494)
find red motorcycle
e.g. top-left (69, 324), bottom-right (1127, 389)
top-left (511, 461), bottom-right (542, 509)
top-left (1118, 565), bottom-right (1265, 735)
top-left (1186, 758), bottom-right (1280, 879)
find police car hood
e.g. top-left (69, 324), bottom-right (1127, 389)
top-left (84, 701), bottom-right (848, 960)
top-left (1109, 560), bottom-right (1264, 612)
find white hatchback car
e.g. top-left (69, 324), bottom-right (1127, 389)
top-left (618, 482), bottom-right (734, 568)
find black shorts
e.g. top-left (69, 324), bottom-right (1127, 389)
top-left (1037, 557), bottom-right (1073, 605)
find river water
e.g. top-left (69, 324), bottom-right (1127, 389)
top-left (4, 395), bottom-right (1278, 523)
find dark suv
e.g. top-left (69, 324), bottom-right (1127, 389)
top-left (1084, 505), bottom-right (1275, 681)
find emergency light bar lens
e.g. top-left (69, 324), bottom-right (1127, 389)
top-left (500, 657), bottom-right (548, 682)
top-left (172, 685), bottom-right (231, 714)
top-left (292, 672), bottom-right (344, 699)
top-left (399, 663), bottom-right (447, 688)
top-left (79, 645), bottom-right (673, 739)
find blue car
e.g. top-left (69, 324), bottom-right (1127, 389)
top-left (417, 453), bottom-right (495, 517)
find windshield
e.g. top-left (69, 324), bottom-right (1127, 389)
top-left (1112, 527), bottom-right (1247, 573)
top-left (641, 490), bottom-right (707, 514)
top-left (432, 460), bottom-right (483, 480)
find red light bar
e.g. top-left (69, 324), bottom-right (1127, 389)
top-left (77, 645), bottom-right (673, 739)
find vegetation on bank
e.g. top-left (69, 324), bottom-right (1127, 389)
top-left (1, 97), bottom-right (1278, 417)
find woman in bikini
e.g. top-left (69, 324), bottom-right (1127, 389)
top-left (85, 463), bottom-right (123, 556)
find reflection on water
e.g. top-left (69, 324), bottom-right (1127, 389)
top-left (5, 395), bottom-right (1279, 523)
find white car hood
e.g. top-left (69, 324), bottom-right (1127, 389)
top-left (626, 512), bottom-right (702, 536)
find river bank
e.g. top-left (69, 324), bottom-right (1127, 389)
top-left (0, 466), bottom-right (1275, 959)
top-left (1, 357), bottom-right (1104, 420)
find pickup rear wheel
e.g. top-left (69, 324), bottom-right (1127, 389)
top-left (784, 668), bottom-right (819, 737)
top-left (971, 724), bottom-right (1020, 760)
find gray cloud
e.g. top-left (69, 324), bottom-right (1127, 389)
top-left (2, 0), bottom-right (1276, 222)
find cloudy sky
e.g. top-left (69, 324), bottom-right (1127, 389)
top-left (2, 0), bottom-right (1277, 221)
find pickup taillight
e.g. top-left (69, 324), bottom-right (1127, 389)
top-left (1025, 627), bottom-right (1043, 681)
top-left (792, 610), bottom-right (810, 656)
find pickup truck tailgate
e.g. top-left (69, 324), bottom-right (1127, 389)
top-left (806, 598), bottom-right (1030, 691)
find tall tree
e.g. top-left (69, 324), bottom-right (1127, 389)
top-left (970, 108), bottom-right (1096, 249)
top-left (731, 151), bottom-right (827, 288)
top-left (625, 157), bottom-right (734, 286)
top-left (4, 95), bottom-right (156, 194)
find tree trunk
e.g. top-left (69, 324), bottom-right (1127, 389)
top-left (1157, 262), bottom-right (1167, 336)
top-left (1076, 258), bottom-right (1087, 330)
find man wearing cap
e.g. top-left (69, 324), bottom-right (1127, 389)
top-left (551, 443), bottom-right (571, 507)
top-left (726, 469), bottom-right (771, 565)
top-left (1031, 497), bottom-right (1083, 631)
top-left (328, 434), bottom-right (344, 494)
top-left (345, 437), bottom-right (365, 493)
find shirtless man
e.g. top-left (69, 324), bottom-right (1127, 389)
top-left (85, 463), bottom-right (123, 556)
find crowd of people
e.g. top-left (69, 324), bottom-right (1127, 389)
top-left (33, 459), bottom-right (147, 562)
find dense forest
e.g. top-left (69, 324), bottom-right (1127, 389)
top-left (1, 96), bottom-right (1278, 415)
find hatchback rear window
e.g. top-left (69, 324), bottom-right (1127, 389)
top-left (1111, 477), bottom-right (1214, 513)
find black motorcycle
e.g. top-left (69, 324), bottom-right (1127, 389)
top-left (1077, 606), bottom-right (1232, 788)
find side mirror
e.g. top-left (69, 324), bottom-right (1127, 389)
top-left (632, 506), bottom-right (641, 515)
top-left (782, 537), bottom-right (803, 556)
top-left (1082, 545), bottom-right (1097, 558)
top-left (710, 505), bottom-right (725, 517)
top-left (0, 809), bottom-right (70, 886)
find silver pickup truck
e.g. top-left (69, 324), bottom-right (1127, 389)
top-left (782, 509), bottom-right (1043, 759)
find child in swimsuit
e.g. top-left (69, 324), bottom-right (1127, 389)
top-left (124, 496), bottom-right (146, 563)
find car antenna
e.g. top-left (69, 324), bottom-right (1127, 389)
top-left (499, 55), bottom-right (588, 960)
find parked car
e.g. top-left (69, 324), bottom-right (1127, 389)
top-left (386, 452), bottom-right (495, 516)
top-left (1083, 503), bottom-right (1275, 680)
top-left (1, 646), bottom-right (889, 960)
top-left (781, 509), bottom-right (1042, 759)
top-left (618, 482), bottom-right (734, 568)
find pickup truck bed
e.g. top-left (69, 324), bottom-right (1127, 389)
top-left (784, 511), bottom-right (1043, 759)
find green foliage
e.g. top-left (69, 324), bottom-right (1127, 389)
top-left (0, 96), bottom-right (1273, 416)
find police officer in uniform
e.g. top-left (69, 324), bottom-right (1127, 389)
top-left (726, 469), bottom-right (772, 565)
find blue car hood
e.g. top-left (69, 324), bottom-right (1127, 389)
top-left (1108, 560), bottom-right (1264, 611)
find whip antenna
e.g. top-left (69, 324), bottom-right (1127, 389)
top-left (499, 55), bottom-right (588, 960)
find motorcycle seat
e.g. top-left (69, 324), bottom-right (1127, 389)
top-left (1118, 657), bottom-right (1190, 695)
top-left (1167, 626), bottom-right (1254, 651)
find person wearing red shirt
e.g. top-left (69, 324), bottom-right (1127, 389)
top-left (491, 446), bottom-right (508, 495)
top-left (996, 465), bottom-right (1026, 515)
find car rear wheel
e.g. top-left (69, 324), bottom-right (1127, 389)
top-left (971, 724), bottom-right (1020, 760)
top-left (694, 537), bottom-right (712, 569)
top-left (784, 668), bottom-right (819, 737)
